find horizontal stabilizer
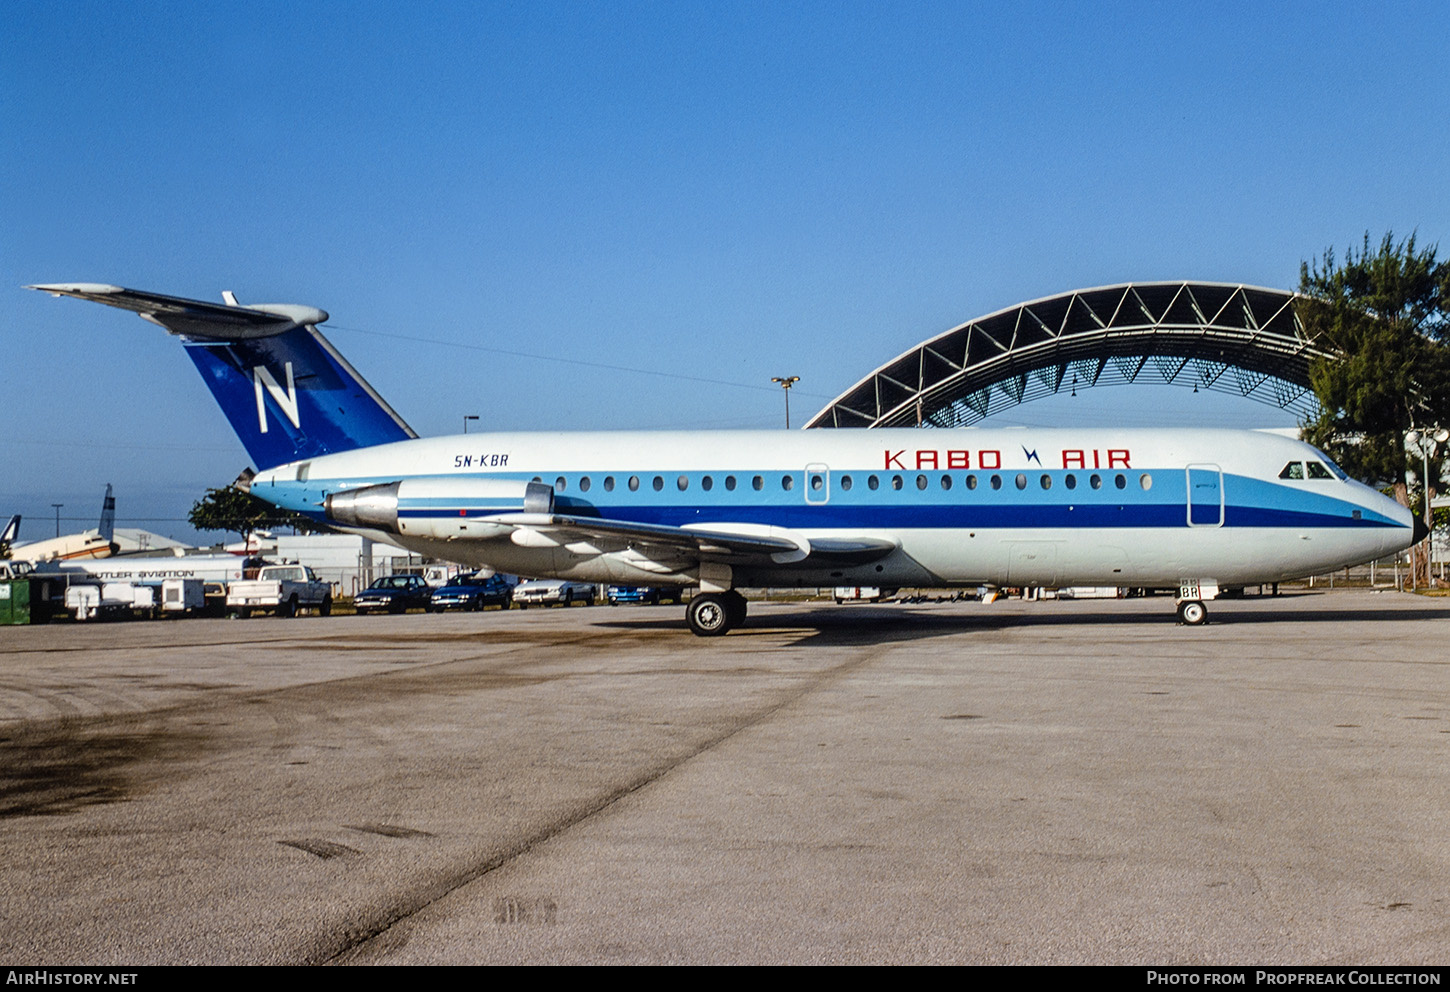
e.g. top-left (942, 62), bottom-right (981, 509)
top-left (30, 282), bottom-right (415, 469)
top-left (27, 283), bottom-right (327, 339)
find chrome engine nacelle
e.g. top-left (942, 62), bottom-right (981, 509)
top-left (325, 478), bottom-right (555, 535)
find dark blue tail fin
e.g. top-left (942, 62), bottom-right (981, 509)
top-left (29, 283), bottom-right (416, 469)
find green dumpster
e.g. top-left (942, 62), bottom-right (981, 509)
top-left (0, 579), bottom-right (32, 624)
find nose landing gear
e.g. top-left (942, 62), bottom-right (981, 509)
top-left (1177, 599), bottom-right (1208, 625)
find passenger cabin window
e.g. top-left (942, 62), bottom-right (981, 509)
top-left (966, 474), bottom-right (978, 490)
top-left (701, 476), bottom-right (713, 491)
top-left (580, 476), bottom-right (591, 492)
top-left (652, 476), bottom-right (664, 491)
top-left (1065, 474), bottom-right (1077, 490)
top-left (1015, 473), bottom-right (1027, 490)
top-left (891, 475), bottom-right (903, 491)
top-left (677, 475), bottom-right (689, 491)
top-left (725, 475), bottom-right (737, 491)
top-left (628, 476), bottom-right (640, 491)
top-left (915, 474), bottom-right (927, 490)
top-left (1279, 462), bottom-right (1305, 480)
top-left (840, 475), bottom-right (853, 491)
top-left (603, 476), bottom-right (615, 492)
top-left (782, 475), bottom-right (794, 491)
top-left (752, 475), bottom-right (764, 491)
top-left (868, 475), bottom-right (880, 490)
top-left (555, 476), bottom-right (566, 492)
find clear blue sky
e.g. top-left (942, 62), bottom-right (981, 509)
top-left (4, 0), bottom-right (1448, 543)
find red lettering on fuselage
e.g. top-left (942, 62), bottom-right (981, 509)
top-left (1060, 448), bottom-right (1132, 469)
top-left (880, 447), bottom-right (1130, 472)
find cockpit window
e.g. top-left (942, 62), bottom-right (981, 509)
top-left (1279, 462), bottom-right (1305, 480)
top-left (1306, 461), bottom-right (1334, 480)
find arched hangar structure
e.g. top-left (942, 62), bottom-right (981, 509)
top-left (804, 282), bottom-right (1326, 430)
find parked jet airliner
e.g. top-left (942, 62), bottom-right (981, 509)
top-left (29, 283), bottom-right (1423, 634)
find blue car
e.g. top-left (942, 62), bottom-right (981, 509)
top-left (430, 573), bottom-right (513, 611)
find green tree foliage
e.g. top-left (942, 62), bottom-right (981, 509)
top-left (1299, 232), bottom-right (1450, 490)
top-left (187, 487), bottom-right (327, 544)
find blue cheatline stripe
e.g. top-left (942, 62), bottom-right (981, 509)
top-left (395, 502), bottom-right (1391, 530)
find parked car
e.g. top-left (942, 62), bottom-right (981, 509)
top-left (606, 585), bottom-right (684, 605)
top-left (512, 579), bottom-right (595, 608)
top-left (354, 574), bottom-right (434, 614)
top-left (431, 573), bottom-right (514, 611)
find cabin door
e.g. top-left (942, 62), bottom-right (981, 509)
top-left (1185, 464), bottom-right (1224, 527)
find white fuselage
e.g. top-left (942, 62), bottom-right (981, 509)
top-left (249, 427), bottom-right (1414, 590)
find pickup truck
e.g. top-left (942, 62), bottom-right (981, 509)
top-left (226, 564), bottom-right (332, 618)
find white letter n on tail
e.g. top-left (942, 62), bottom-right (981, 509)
top-left (253, 362), bottom-right (300, 433)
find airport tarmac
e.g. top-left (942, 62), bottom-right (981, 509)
top-left (1, 591), bottom-right (1447, 965)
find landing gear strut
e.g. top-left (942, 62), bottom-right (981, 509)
top-left (687, 590), bottom-right (748, 637)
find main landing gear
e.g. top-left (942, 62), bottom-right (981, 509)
top-left (686, 590), bottom-right (748, 636)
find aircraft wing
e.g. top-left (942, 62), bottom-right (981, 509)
top-left (487, 512), bottom-right (898, 566)
top-left (27, 284), bottom-right (328, 339)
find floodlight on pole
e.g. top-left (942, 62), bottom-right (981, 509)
top-left (51, 504), bottom-right (63, 538)
top-left (771, 376), bottom-right (800, 429)
top-left (1406, 427), bottom-right (1449, 589)
top-left (1407, 426), bottom-right (1449, 535)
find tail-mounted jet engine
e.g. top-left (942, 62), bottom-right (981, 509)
top-left (325, 478), bottom-right (555, 539)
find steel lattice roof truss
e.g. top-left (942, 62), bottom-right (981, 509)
top-left (804, 282), bottom-right (1328, 429)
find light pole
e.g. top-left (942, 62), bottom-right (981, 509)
top-left (463, 415), bottom-right (479, 434)
top-left (51, 504), bottom-right (63, 538)
top-left (1407, 427), bottom-right (1448, 586)
top-left (771, 376), bottom-right (800, 429)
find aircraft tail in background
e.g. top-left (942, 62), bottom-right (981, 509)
top-left (98, 483), bottom-right (115, 543)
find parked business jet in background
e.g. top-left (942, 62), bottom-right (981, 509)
top-left (6, 484), bottom-right (119, 563)
top-left (30, 283), bottom-right (1421, 634)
